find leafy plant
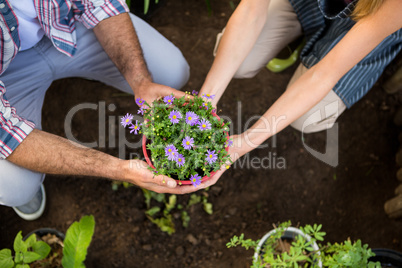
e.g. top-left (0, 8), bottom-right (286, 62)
top-left (0, 231), bottom-right (51, 268)
top-left (125, 0), bottom-right (159, 14)
top-left (142, 188), bottom-right (213, 235)
top-left (227, 221), bottom-right (381, 268)
top-left (0, 215), bottom-right (95, 268)
top-left (121, 92), bottom-right (232, 186)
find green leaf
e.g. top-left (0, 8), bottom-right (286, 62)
top-left (13, 232), bottom-right (27, 255)
top-left (187, 194), bottom-right (201, 207)
top-left (165, 195), bottom-right (177, 212)
top-left (0, 249), bottom-right (14, 268)
top-left (146, 206), bottom-right (161, 217)
top-left (181, 211), bottom-right (190, 228)
top-left (62, 215), bottom-right (95, 268)
top-left (24, 234), bottom-right (37, 249)
top-left (143, 0), bottom-right (150, 14)
top-left (21, 251), bottom-right (41, 263)
top-left (150, 216), bottom-right (175, 235)
top-left (15, 264), bottom-right (30, 268)
top-left (32, 241), bottom-right (51, 260)
top-left (142, 189), bottom-right (152, 209)
top-left (151, 192), bottom-right (165, 203)
top-left (14, 252), bottom-right (23, 264)
top-left (203, 201), bottom-right (213, 215)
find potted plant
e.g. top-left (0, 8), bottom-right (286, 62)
top-left (369, 248), bottom-right (402, 268)
top-left (121, 91), bottom-right (232, 187)
top-left (227, 221), bottom-right (382, 268)
top-left (0, 215), bottom-right (95, 268)
top-left (126, 0), bottom-right (165, 20)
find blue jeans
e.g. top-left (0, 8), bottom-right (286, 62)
top-left (0, 13), bottom-right (190, 207)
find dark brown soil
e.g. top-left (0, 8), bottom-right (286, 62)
top-left (1, 1), bottom-right (402, 267)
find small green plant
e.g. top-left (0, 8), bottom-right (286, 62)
top-left (227, 221), bottom-right (381, 268)
top-left (142, 188), bottom-right (213, 235)
top-left (0, 215), bottom-right (95, 268)
top-left (0, 231), bottom-right (51, 267)
top-left (125, 0), bottom-right (159, 14)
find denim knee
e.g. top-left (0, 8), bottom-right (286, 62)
top-left (0, 160), bottom-right (45, 207)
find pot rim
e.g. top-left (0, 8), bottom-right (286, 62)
top-left (253, 226), bottom-right (323, 267)
top-left (23, 227), bottom-right (65, 241)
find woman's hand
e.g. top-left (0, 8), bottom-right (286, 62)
top-left (196, 134), bottom-right (248, 189)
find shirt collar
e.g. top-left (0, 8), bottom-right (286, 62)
top-left (317, 0), bottom-right (358, 19)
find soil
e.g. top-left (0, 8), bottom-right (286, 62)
top-left (1, 1), bottom-right (402, 267)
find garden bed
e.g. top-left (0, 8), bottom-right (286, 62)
top-left (0, 1), bottom-right (402, 267)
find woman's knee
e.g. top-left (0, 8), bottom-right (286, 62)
top-left (0, 160), bottom-right (45, 207)
top-left (233, 65), bottom-right (259, 79)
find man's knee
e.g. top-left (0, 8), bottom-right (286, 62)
top-left (168, 55), bottom-right (190, 89)
top-left (0, 160), bottom-right (45, 207)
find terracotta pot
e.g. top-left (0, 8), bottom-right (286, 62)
top-left (142, 112), bottom-right (229, 185)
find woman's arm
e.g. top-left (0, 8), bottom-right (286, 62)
top-left (199, 0), bottom-right (271, 106)
top-left (239, 0), bottom-right (402, 156)
top-left (197, 0), bottom-right (402, 189)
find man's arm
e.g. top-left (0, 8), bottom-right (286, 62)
top-left (6, 129), bottom-right (197, 194)
top-left (92, 13), bottom-right (186, 104)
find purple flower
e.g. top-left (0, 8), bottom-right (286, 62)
top-left (176, 154), bottom-right (185, 167)
top-left (135, 97), bottom-right (145, 106)
top-left (163, 95), bottom-right (175, 105)
top-left (185, 111), bottom-right (199, 126)
top-left (198, 119), bottom-right (211, 131)
top-left (165, 145), bottom-right (178, 161)
top-left (129, 120), bottom-right (141, 134)
top-left (205, 149), bottom-right (218, 165)
top-left (182, 136), bottom-right (194, 150)
top-left (137, 107), bottom-right (145, 115)
top-left (202, 93), bottom-right (215, 100)
top-left (169, 110), bottom-right (182, 124)
top-left (192, 90), bottom-right (199, 95)
top-left (121, 113), bottom-right (133, 128)
top-left (225, 139), bottom-right (233, 147)
top-left (190, 174), bottom-right (202, 187)
top-left (202, 102), bottom-right (209, 109)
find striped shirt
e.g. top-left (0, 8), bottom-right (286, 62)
top-left (289, 0), bottom-right (402, 108)
top-left (0, 0), bottom-right (129, 159)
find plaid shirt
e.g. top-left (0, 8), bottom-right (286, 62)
top-left (0, 0), bottom-right (128, 159)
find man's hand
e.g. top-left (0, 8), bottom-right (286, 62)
top-left (123, 159), bottom-right (203, 194)
top-left (135, 80), bottom-right (187, 106)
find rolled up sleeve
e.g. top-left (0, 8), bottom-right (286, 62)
top-left (0, 81), bottom-right (35, 159)
top-left (73, 0), bottom-right (130, 29)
